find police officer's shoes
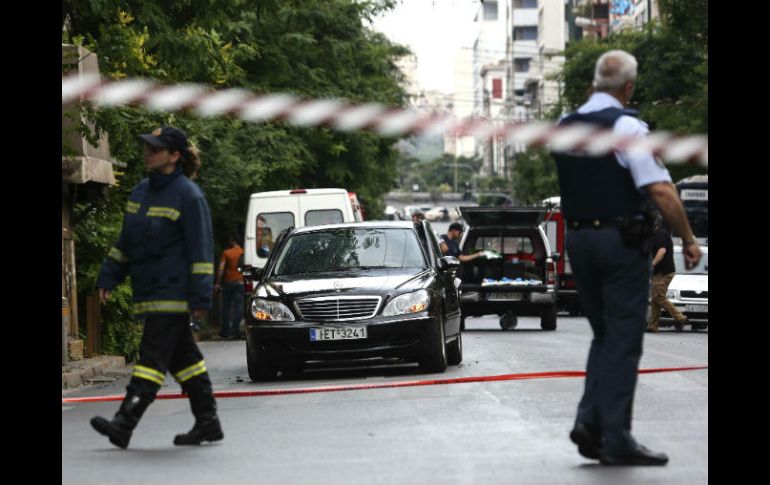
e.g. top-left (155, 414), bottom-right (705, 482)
top-left (90, 393), bottom-right (151, 449)
top-left (599, 444), bottom-right (669, 466)
top-left (569, 422), bottom-right (602, 459)
top-left (173, 417), bottom-right (224, 445)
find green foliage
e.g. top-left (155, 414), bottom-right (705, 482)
top-left (72, 200), bottom-right (142, 361)
top-left (395, 151), bottom-right (483, 196)
top-left (511, 149), bottom-right (560, 204)
top-left (63, 0), bottom-right (409, 356)
top-left (524, 1), bottom-right (709, 202)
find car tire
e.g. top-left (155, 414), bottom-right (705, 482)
top-left (247, 341), bottom-right (277, 381)
top-left (540, 305), bottom-right (557, 331)
top-left (499, 313), bottom-right (518, 330)
top-left (419, 317), bottom-right (448, 373)
top-left (446, 332), bottom-right (463, 365)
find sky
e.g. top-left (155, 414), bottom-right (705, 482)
top-left (370, 0), bottom-right (482, 94)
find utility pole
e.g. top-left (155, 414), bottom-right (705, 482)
top-left (454, 162), bottom-right (458, 194)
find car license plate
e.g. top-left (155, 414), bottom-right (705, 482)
top-left (487, 292), bottom-right (523, 301)
top-left (309, 327), bottom-right (367, 341)
top-left (685, 304), bottom-right (707, 313)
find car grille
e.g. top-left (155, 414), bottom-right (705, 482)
top-left (681, 290), bottom-right (708, 299)
top-left (295, 296), bottom-right (382, 321)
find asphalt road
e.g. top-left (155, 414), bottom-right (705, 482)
top-left (62, 315), bottom-right (708, 484)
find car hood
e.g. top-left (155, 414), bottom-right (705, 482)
top-left (258, 269), bottom-right (432, 298)
top-left (669, 274), bottom-right (708, 293)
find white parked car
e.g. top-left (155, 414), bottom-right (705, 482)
top-left (657, 245), bottom-right (708, 331)
top-left (425, 206), bottom-right (450, 222)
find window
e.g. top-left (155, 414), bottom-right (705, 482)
top-left (256, 212), bottom-right (294, 251)
top-left (274, 229), bottom-right (427, 275)
top-left (514, 0), bottom-right (538, 8)
top-left (492, 78), bottom-right (503, 99)
top-left (305, 209), bottom-right (343, 226)
top-left (514, 58), bottom-right (531, 73)
top-left (514, 26), bottom-right (538, 40)
top-left (483, 1), bottom-right (498, 21)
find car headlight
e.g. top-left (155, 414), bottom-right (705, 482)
top-left (250, 298), bottom-right (295, 321)
top-left (666, 289), bottom-right (679, 300)
top-left (382, 290), bottom-right (430, 316)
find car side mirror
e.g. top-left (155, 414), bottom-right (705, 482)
top-left (239, 266), bottom-right (263, 281)
top-left (438, 256), bottom-right (460, 271)
top-left (257, 246), bottom-right (271, 258)
top-left (551, 252), bottom-right (561, 262)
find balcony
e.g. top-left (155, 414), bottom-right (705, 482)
top-left (512, 8), bottom-right (538, 27)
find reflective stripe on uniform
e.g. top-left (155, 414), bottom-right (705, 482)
top-left (174, 360), bottom-right (207, 383)
top-left (191, 262), bottom-right (214, 275)
top-left (126, 201), bottom-right (140, 214)
top-left (108, 247), bottom-right (128, 263)
top-left (133, 300), bottom-right (189, 314)
top-left (146, 206), bottom-right (181, 221)
top-left (132, 365), bottom-right (165, 385)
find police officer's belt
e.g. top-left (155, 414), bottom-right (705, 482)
top-left (568, 219), bottom-right (624, 230)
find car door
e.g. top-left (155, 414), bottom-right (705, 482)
top-left (420, 221), bottom-right (461, 334)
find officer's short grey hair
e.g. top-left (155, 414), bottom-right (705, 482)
top-left (593, 50), bottom-right (638, 92)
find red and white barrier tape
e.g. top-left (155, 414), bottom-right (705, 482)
top-left (62, 74), bottom-right (707, 166)
top-left (61, 365), bottom-right (707, 404)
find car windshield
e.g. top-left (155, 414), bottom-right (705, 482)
top-left (673, 249), bottom-right (708, 275)
top-left (273, 228), bottom-right (427, 276)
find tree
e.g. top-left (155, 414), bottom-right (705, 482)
top-left (62, 0), bottom-right (410, 358)
top-left (510, 149), bottom-right (560, 204)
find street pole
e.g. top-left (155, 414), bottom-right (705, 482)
top-left (454, 160), bottom-right (458, 194)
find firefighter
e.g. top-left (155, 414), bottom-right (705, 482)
top-left (90, 126), bottom-right (223, 449)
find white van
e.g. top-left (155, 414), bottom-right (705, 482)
top-left (243, 188), bottom-right (358, 269)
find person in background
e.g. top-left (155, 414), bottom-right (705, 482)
top-left (215, 234), bottom-right (245, 339)
top-left (646, 214), bottom-right (689, 333)
top-left (440, 222), bottom-right (484, 262)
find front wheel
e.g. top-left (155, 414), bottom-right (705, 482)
top-left (540, 305), bottom-right (557, 331)
top-left (446, 332), bottom-right (463, 365)
top-left (247, 341), bottom-right (277, 381)
top-left (419, 318), bottom-right (448, 373)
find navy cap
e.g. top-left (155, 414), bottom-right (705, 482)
top-left (139, 126), bottom-right (189, 152)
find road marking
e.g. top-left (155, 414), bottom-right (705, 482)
top-left (62, 366), bottom-right (708, 404)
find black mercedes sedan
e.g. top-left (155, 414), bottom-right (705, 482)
top-left (242, 221), bottom-right (462, 380)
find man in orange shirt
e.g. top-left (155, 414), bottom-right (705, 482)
top-left (215, 235), bottom-right (245, 339)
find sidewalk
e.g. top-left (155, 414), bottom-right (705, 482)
top-left (62, 355), bottom-right (129, 390)
top-left (60, 325), bottom-right (237, 390)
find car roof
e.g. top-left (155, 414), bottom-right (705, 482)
top-left (290, 221), bottom-right (416, 234)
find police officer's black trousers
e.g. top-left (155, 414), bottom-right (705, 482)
top-left (127, 314), bottom-right (215, 407)
top-left (566, 227), bottom-right (651, 455)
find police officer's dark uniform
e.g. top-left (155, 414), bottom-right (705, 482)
top-left (552, 91), bottom-right (672, 466)
top-left (90, 126), bottom-right (223, 449)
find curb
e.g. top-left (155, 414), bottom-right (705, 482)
top-left (62, 356), bottom-right (127, 389)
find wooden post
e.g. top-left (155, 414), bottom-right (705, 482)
top-left (85, 293), bottom-right (102, 357)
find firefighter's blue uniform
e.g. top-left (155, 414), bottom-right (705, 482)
top-left (90, 125), bottom-right (223, 449)
top-left (97, 165), bottom-right (215, 400)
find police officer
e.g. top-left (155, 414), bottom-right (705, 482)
top-left (90, 126), bottom-right (224, 449)
top-left (551, 50), bottom-right (701, 466)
